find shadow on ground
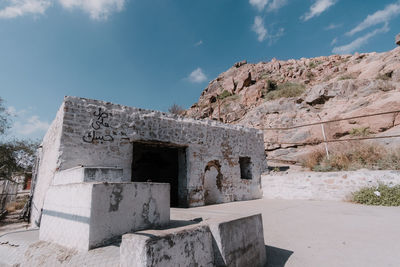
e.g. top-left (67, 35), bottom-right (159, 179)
top-left (266, 245), bottom-right (293, 267)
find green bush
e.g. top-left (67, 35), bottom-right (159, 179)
top-left (218, 90), bottom-right (232, 100)
top-left (264, 82), bottom-right (306, 101)
top-left (352, 184), bottom-right (400, 206)
top-left (309, 60), bottom-right (322, 68)
top-left (338, 75), bottom-right (354, 80)
top-left (349, 127), bottom-right (371, 136)
top-left (266, 80), bottom-right (277, 91)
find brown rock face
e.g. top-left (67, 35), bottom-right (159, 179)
top-left (396, 34), bottom-right (400, 46)
top-left (185, 47), bottom-right (400, 162)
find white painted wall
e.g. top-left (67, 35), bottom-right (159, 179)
top-left (30, 103), bottom-right (65, 226)
top-left (39, 182), bottom-right (170, 251)
top-left (262, 170), bottom-right (400, 201)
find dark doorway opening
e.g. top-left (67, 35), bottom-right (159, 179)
top-left (131, 142), bottom-right (187, 207)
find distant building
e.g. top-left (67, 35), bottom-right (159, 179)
top-left (0, 172), bottom-right (31, 211)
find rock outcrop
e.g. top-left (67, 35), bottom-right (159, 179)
top-left (185, 47), bottom-right (400, 162)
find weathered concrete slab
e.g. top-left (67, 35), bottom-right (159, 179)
top-left (120, 223), bottom-right (214, 267)
top-left (39, 182), bottom-right (170, 250)
top-left (208, 214), bottom-right (266, 267)
top-left (53, 166), bottom-right (124, 185)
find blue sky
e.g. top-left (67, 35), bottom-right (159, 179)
top-left (1, 0), bottom-right (400, 140)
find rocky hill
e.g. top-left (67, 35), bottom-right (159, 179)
top-left (185, 47), bottom-right (400, 163)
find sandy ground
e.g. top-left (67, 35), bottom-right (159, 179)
top-left (171, 199), bottom-right (400, 267)
top-left (1, 199), bottom-right (399, 266)
top-left (0, 210), bottom-right (29, 236)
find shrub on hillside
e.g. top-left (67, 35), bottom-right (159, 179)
top-left (218, 90), bottom-right (232, 100)
top-left (168, 104), bottom-right (185, 115)
top-left (349, 127), bottom-right (371, 136)
top-left (301, 143), bottom-right (400, 171)
top-left (352, 184), bottom-right (400, 206)
top-left (308, 60), bottom-right (322, 68)
top-left (264, 82), bottom-right (306, 101)
top-left (338, 74), bottom-right (354, 80)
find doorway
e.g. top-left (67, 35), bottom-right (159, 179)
top-left (131, 142), bottom-right (187, 207)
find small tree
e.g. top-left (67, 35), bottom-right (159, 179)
top-left (168, 104), bottom-right (185, 115)
top-left (0, 139), bottom-right (40, 180)
top-left (0, 97), bottom-right (11, 135)
top-left (0, 97), bottom-right (39, 180)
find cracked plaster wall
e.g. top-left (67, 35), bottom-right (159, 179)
top-left (33, 96), bottom-right (266, 224)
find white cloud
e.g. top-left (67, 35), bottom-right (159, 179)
top-left (252, 16), bottom-right (268, 42)
top-left (59, 0), bottom-right (125, 20)
top-left (268, 27), bottom-right (284, 44)
top-left (249, 0), bottom-right (287, 12)
top-left (0, 0), bottom-right (51, 19)
top-left (301, 0), bottom-right (337, 21)
top-left (325, 23), bottom-right (342, 30)
top-left (188, 68), bottom-right (207, 83)
top-left (7, 106), bottom-right (29, 117)
top-left (13, 115), bottom-right (50, 136)
top-left (346, 1), bottom-right (400, 36)
top-left (332, 23), bottom-right (389, 54)
top-left (249, 0), bottom-right (269, 11)
top-left (0, 0), bottom-right (126, 20)
top-left (268, 0), bottom-right (288, 11)
top-left (331, 37), bottom-right (337, 46)
top-left (194, 40), bottom-right (203, 47)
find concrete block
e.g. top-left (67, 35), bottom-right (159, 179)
top-left (39, 182), bottom-right (170, 251)
top-left (120, 224), bottom-right (214, 267)
top-left (208, 214), bottom-right (266, 267)
top-left (53, 166), bottom-right (124, 185)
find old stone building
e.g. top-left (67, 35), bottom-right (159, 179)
top-left (31, 96), bottom-right (266, 228)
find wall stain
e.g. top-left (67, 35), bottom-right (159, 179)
top-left (221, 139), bottom-right (236, 167)
top-left (109, 184), bottom-right (123, 212)
top-left (204, 160), bottom-right (223, 191)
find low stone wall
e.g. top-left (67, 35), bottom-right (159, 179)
top-left (262, 170), bottom-right (400, 201)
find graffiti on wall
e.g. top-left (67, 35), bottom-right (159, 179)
top-left (82, 108), bottom-right (114, 144)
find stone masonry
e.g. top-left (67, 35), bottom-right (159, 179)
top-left (31, 96), bottom-right (266, 227)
